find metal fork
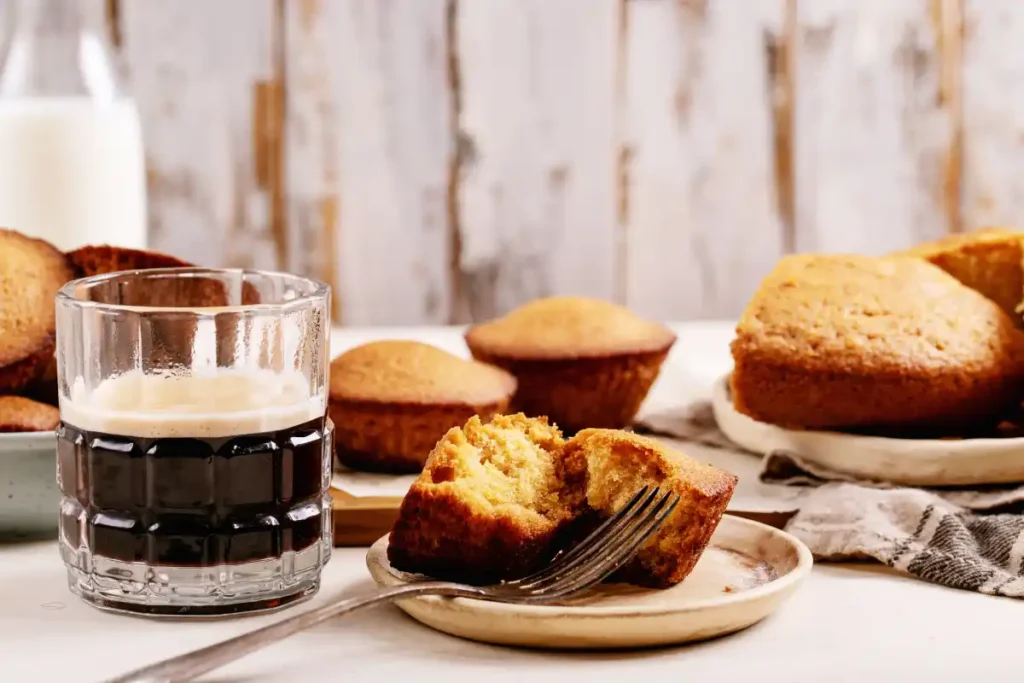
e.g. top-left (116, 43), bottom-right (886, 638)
top-left (105, 486), bottom-right (680, 683)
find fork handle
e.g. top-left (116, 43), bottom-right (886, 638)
top-left (104, 581), bottom-right (486, 683)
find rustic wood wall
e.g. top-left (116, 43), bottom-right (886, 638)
top-left (105, 0), bottom-right (1020, 324)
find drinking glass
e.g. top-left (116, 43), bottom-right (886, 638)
top-left (55, 268), bottom-right (333, 617)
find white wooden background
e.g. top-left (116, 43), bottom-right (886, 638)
top-left (97, 0), bottom-right (1022, 324)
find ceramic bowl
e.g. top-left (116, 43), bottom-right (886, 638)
top-left (0, 430), bottom-right (59, 541)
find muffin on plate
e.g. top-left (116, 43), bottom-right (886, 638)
top-left (731, 254), bottom-right (1024, 432)
top-left (387, 413), bottom-right (587, 583)
top-left (895, 227), bottom-right (1024, 325)
top-left (386, 413), bottom-right (736, 588)
top-left (564, 429), bottom-right (737, 588)
top-left (329, 340), bottom-right (517, 473)
top-left (0, 229), bottom-right (76, 393)
top-left (464, 297), bottom-right (676, 432)
top-left (0, 396), bottom-right (60, 433)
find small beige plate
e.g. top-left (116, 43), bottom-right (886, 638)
top-left (712, 374), bottom-right (1024, 487)
top-left (365, 515), bottom-right (811, 649)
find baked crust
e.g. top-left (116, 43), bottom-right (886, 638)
top-left (895, 227), bottom-right (1024, 325)
top-left (731, 253), bottom-right (1024, 431)
top-left (0, 230), bottom-right (75, 393)
top-left (329, 399), bottom-right (511, 473)
top-left (0, 395), bottom-right (60, 432)
top-left (465, 296), bottom-right (676, 360)
top-left (565, 429), bottom-right (736, 588)
top-left (66, 244), bottom-right (192, 277)
top-left (468, 348), bottom-right (670, 433)
top-left (464, 297), bottom-right (674, 432)
top-left (387, 414), bottom-right (587, 583)
top-left (328, 341), bottom-right (516, 472)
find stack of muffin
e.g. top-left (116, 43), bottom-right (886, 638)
top-left (0, 228), bottom-right (192, 432)
top-left (730, 228), bottom-right (1024, 436)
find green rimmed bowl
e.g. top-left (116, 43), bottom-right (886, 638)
top-left (0, 430), bottom-right (59, 541)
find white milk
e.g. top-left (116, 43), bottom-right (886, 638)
top-left (0, 97), bottom-right (147, 250)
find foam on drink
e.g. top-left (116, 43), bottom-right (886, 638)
top-left (60, 368), bottom-right (326, 438)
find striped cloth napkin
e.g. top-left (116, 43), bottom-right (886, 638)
top-left (637, 401), bottom-right (1024, 599)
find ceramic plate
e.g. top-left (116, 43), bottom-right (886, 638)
top-left (0, 430), bottom-right (59, 540)
top-left (365, 515), bottom-right (811, 649)
top-left (712, 374), bottom-right (1024, 487)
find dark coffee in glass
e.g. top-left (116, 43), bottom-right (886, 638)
top-left (55, 269), bottom-right (333, 616)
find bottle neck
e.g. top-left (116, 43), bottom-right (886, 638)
top-left (0, 0), bottom-right (123, 100)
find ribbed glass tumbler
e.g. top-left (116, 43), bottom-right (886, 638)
top-left (54, 268), bottom-right (333, 616)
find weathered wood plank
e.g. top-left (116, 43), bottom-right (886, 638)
top-left (792, 0), bottom-right (960, 254)
top-left (450, 0), bottom-right (619, 322)
top-left (621, 0), bottom-right (786, 321)
top-left (285, 0), bottom-right (452, 325)
top-left (961, 0), bottom-right (1024, 231)
top-left (119, 0), bottom-right (280, 269)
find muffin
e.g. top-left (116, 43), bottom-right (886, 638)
top-left (0, 229), bottom-right (76, 393)
top-left (0, 396), bottom-right (60, 433)
top-left (895, 227), bottom-right (1024, 324)
top-left (464, 297), bottom-right (676, 432)
top-left (731, 254), bottom-right (1024, 432)
top-left (564, 429), bottom-right (737, 588)
top-left (387, 413), bottom-right (587, 583)
top-left (329, 341), bottom-right (517, 473)
top-left (65, 244), bottom-right (192, 276)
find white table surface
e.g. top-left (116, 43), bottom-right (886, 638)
top-left (1, 321), bottom-right (1019, 682)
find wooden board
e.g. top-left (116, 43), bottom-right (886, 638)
top-left (330, 491), bottom-right (793, 548)
top-left (283, 0), bottom-right (452, 325)
top-left (104, 0), bottom-right (1009, 326)
top-left (961, 0), bottom-right (1024, 230)
top-left (119, 0), bottom-right (283, 269)
top-left (620, 0), bottom-right (786, 321)
top-left (792, 0), bottom-right (961, 252)
top-left (449, 0), bottom-right (619, 323)
top-left (331, 489), bottom-right (401, 547)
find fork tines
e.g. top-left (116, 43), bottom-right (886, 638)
top-left (503, 486), bottom-right (681, 601)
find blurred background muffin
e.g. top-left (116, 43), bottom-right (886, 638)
top-left (329, 340), bottom-right (516, 473)
top-left (465, 297), bottom-right (676, 433)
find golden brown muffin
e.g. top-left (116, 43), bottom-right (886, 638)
top-left (0, 230), bottom-right (76, 393)
top-left (0, 395), bottom-right (60, 432)
top-left (65, 245), bottom-right (259, 368)
top-left (66, 244), bottom-right (192, 277)
top-left (387, 413), bottom-right (587, 583)
top-left (895, 227), bottom-right (1024, 324)
top-left (465, 297), bottom-right (676, 432)
top-left (731, 254), bottom-right (1024, 432)
top-left (564, 429), bottom-right (737, 588)
top-left (329, 341), bottom-right (517, 473)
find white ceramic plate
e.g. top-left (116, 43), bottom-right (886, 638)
top-left (365, 515), bottom-right (811, 649)
top-left (712, 374), bottom-right (1024, 487)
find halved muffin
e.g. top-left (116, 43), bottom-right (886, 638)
top-left (465, 297), bottom-right (676, 432)
top-left (895, 227), bottom-right (1024, 324)
top-left (0, 230), bottom-right (76, 393)
top-left (564, 429), bottom-right (737, 588)
top-left (329, 341), bottom-right (517, 473)
top-left (0, 396), bottom-right (60, 432)
top-left (731, 254), bottom-right (1024, 432)
top-left (387, 413), bottom-right (587, 583)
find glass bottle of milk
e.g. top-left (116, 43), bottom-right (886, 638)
top-left (0, 0), bottom-right (147, 250)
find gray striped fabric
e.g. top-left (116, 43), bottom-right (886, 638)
top-left (636, 402), bottom-right (1024, 599)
